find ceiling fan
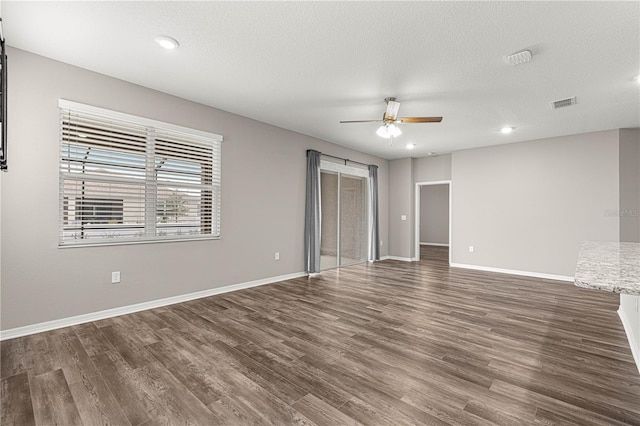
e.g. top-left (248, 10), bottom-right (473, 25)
top-left (340, 97), bottom-right (442, 141)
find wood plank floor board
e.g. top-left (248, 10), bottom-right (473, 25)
top-left (484, 359), bottom-right (640, 422)
top-left (1, 373), bottom-right (35, 426)
top-left (352, 333), bottom-right (495, 390)
top-left (169, 303), bottom-right (251, 347)
top-left (400, 383), bottom-right (493, 425)
top-left (99, 325), bottom-right (157, 370)
top-left (48, 328), bottom-right (132, 425)
top-left (30, 369), bottom-right (83, 426)
top-left (176, 302), bottom-right (249, 348)
top-left (292, 393), bottom-right (362, 426)
top-left (114, 313), bottom-right (162, 346)
top-left (2, 246), bottom-right (639, 425)
top-left (90, 349), bottom-right (159, 426)
top-left (1, 336), bottom-right (27, 379)
top-left (70, 323), bottom-right (114, 358)
top-left (490, 379), bottom-right (634, 426)
top-left (337, 394), bottom-right (446, 426)
top-left (23, 333), bottom-right (62, 377)
top-left (155, 326), bottom-right (312, 407)
top-left (290, 351), bottom-right (457, 425)
top-left (144, 340), bottom-right (226, 407)
top-left (222, 341), bottom-right (353, 409)
top-left (134, 360), bottom-right (224, 425)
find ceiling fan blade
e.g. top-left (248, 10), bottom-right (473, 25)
top-left (385, 99), bottom-right (401, 120)
top-left (396, 117), bottom-right (443, 123)
top-left (339, 120), bottom-right (382, 123)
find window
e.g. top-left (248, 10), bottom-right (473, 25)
top-left (58, 100), bottom-right (222, 246)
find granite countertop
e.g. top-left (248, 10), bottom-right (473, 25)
top-left (574, 241), bottom-right (640, 296)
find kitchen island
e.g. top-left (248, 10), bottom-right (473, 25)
top-left (574, 241), bottom-right (640, 374)
top-left (574, 241), bottom-right (640, 295)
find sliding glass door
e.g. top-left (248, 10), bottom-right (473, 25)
top-left (340, 174), bottom-right (367, 266)
top-left (320, 171), bottom-right (367, 270)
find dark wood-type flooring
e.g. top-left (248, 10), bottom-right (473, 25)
top-left (2, 246), bottom-right (640, 425)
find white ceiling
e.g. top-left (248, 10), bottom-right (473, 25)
top-left (3, 1), bottom-right (639, 160)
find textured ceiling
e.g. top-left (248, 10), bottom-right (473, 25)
top-left (3, 1), bottom-right (639, 159)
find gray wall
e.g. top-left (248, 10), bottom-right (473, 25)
top-left (618, 128), bottom-right (640, 369)
top-left (1, 48), bottom-right (389, 330)
top-left (420, 185), bottom-right (449, 245)
top-left (388, 158), bottom-right (413, 258)
top-left (451, 130), bottom-right (620, 277)
top-left (414, 154), bottom-right (452, 182)
top-left (619, 129), bottom-right (640, 242)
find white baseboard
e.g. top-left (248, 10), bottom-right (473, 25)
top-left (618, 307), bottom-right (640, 375)
top-left (0, 271), bottom-right (308, 341)
top-left (449, 263), bottom-right (574, 282)
top-left (383, 256), bottom-right (416, 262)
top-left (420, 242), bottom-right (449, 247)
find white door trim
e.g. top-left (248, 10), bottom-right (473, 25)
top-left (415, 180), bottom-right (452, 264)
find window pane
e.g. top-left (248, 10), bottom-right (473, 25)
top-left (320, 171), bottom-right (339, 270)
top-left (61, 179), bottom-right (145, 243)
top-left (156, 187), bottom-right (211, 237)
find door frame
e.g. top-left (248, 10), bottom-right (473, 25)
top-left (319, 160), bottom-right (370, 270)
top-left (414, 180), bottom-right (452, 263)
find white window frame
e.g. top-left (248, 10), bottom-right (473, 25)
top-left (58, 99), bottom-right (222, 247)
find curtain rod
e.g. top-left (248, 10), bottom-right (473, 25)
top-left (308, 150), bottom-right (371, 167)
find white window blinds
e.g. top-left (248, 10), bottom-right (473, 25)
top-left (58, 100), bottom-right (222, 246)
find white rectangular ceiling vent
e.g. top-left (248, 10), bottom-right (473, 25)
top-left (506, 50), bottom-right (532, 66)
top-left (551, 97), bottom-right (576, 109)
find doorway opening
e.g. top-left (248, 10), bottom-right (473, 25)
top-left (415, 180), bottom-right (451, 263)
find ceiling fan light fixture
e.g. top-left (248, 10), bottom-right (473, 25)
top-left (376, 125), bottom-right (391, 138)
top-left (342, 97), bottom-right (441, 139)
top-left (388, 123), bottom-right (402, 137)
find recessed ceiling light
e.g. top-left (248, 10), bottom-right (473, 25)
top-left (406, 143), bottom-right (416, 150)
top-left (427, 152), bottom-right (436, 156)
top-left (635, 75), bottom-right (640, 84)
top-left (500, 126), bottom-right (514, 134)
top-left (155, 35), bottom-right (179, 50)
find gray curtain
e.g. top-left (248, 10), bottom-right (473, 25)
top-left (304, 150), bottom-right (321, 273)
top-left (368, 165), bottom-right (380, 261)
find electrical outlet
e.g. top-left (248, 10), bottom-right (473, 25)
top-left (401, 215), bottom-right (407, 221)
top-left (111, 271), bottom-right (121, 284)
top-left (274, 252), bottom-right (280, 261)
top-left (469, 246), bottom-right (474, 253)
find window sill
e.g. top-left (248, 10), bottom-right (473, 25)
top-left (58, 236), bottom-right (220, 249)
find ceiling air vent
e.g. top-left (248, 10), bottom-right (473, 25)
top-left (506, 50), bottom-right (532, 66)
top-left (550, 97), bottom-right (576, 109)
